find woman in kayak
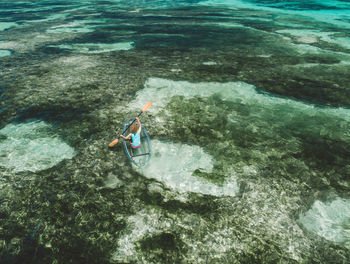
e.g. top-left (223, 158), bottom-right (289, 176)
top-left (120, 117), bottom-right (142, 149)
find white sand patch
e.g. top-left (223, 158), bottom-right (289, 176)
top-left (129, 77), bottom-right (257, 114)
top-left (291, 42), bottom-right (324, 54)
top-left (0, 121), bottom-right (75, 172)
top-left (299, 198), bottom-right (350, 245)
top-left (138, 140), bottom-right (239, 197)
top-left (203, 61), bottom-right (218, 65)
top-left (53, 55), bottom-right (98, 70)
top-left (0, 41), bottom-right (31, 53)
top-left (140, 33), bottom-right (185, 37)
top-left (276, 29), bottom-right (350, 50)
top-left (141, 13), bottom-right (173, 17)
top-left (170, 68), bottom-right (182, 73)
top-left (50, 22), bottom-right (83, 29)
top-left (112, 208), bottom-right (171, 262)
top-left (105, 173), bottom-right (123, 188)
top-left (0, 41), bottom-right (13, 49)
top-left (112, 209), bottom-right (240, 263)
top-left (0, 22), bottom-right (18, 31)
top-left (332, 37), bottom-right (350, 49)
top-left (297, 36), bottom-right (318, 44)
top-left (276, 29), bottom-right (331, 42)
top-left (213, 22), bottom-right (247, 28)
top-left (0, 50), bottom-right (11, 57)
top-left (129, 77), bottom-right (350, 125)
top-left (46, 19), bottom-right (111, 34)
top-left (49, 42), bottom-right (134, 53)
top-left (257, 54), bottom-right (272, 58)
top-left (47, 26), bottom-right (94, 34)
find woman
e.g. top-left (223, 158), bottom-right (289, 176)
top-left (120, 117), bottom-right (142, 149)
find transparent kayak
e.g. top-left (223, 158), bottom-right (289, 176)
top-left (122, 118), bottom-right (152, 167)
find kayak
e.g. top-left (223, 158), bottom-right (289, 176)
top-left (122, 118), bottom-right (152, 167)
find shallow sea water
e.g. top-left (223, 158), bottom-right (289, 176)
top-left (0, 0), bottom-right (350, 263)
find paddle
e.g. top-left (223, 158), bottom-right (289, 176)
top-left (108, 102), bottom-right (152, 147)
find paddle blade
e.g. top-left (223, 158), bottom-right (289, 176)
top-left (142, 102), bottom-right (152, 112)
top-left (108, 138), bottom-right (119, 147)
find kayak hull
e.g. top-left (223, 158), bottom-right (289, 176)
top-left (122, 118), bottom-right (152, 166)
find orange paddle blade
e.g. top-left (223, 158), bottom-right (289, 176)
top-left (142, 102), bottom-right (152, 112)
top-left (108, 138), bottom-right (119, 147)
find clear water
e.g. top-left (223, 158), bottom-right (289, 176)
top-left (1, 0), bottom-right (350, 263)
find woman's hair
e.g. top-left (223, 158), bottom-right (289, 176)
top-left (130, 124), bottom-right (138, 133)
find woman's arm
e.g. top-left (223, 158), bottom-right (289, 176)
top-left (120, 133), bottom-right (131, 140)
top-left (136, 117), bottom-right (142, 134)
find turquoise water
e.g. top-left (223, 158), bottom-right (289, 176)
top-left (1, 0), bottom-right (350, 263)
